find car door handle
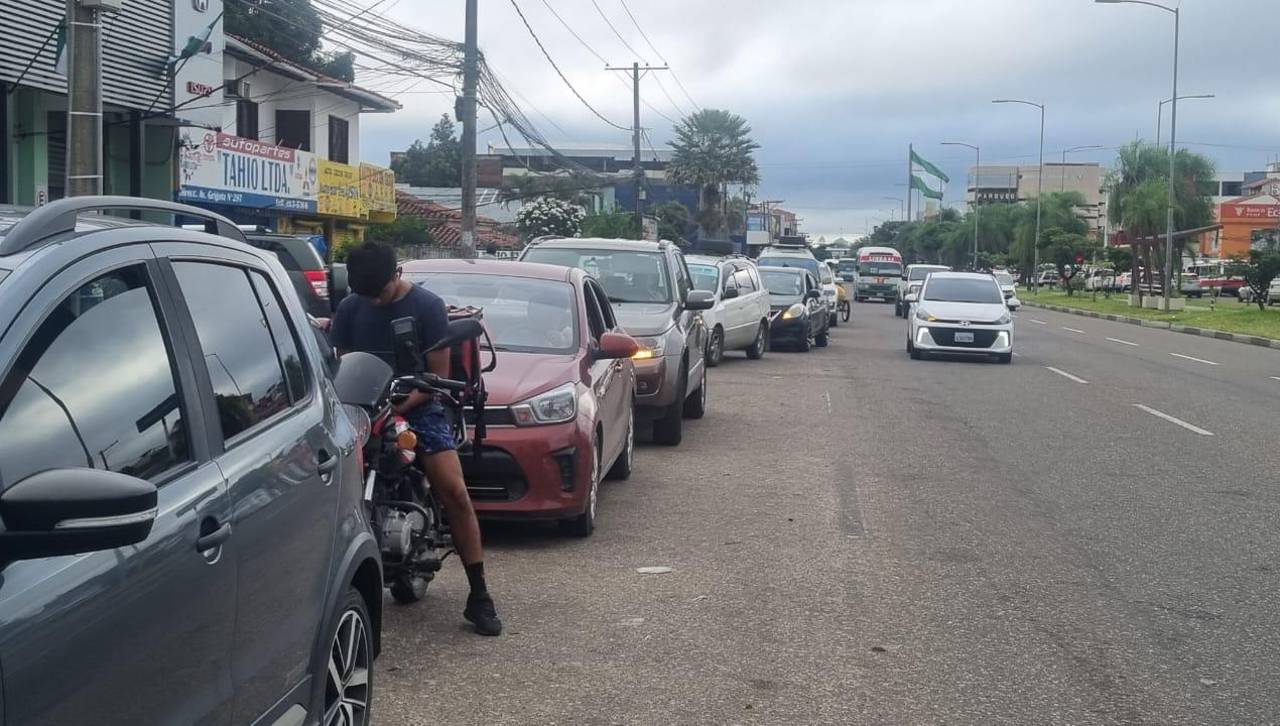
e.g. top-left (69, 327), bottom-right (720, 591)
top-left (317, 449), bottom-right (339, 474)
top-left (196, 521), bottom-right (232, 551)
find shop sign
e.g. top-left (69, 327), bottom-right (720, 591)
top-left (359, 162), bottom-right (397, 216)
top-left (318, 160), bottom-right (363, 218)
top-left (1220, 202), bottom-right (1280, 221)
top-left (178, 132), bottom-right (318, 213)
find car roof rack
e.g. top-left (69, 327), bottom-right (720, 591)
top-left (0, 196), bottom-right (246, 256)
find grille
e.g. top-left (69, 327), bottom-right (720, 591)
top-left (929, 327), bottom-right (1000, 348)
top-left (458, 445), bottom-right (528, 501)
top-left (463, 407), bottom-right (516, 426)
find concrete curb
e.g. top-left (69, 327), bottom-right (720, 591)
top-left (1023, 301), bottom-right (1280, 350)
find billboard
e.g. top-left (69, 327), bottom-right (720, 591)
top-left (178, 132), bottom-right (318, 213)
top-left (318, 160), bottom-right (363, 218)
top-left (359, 162), bottom-right (397, 221)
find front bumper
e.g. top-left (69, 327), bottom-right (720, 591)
top-left (633, 354), bottom-right (680, 416)
top-left (913, 324), bottom-right (1012, 354)
top-left (769, 313), bottom-right (809, 342)
top-left (857, 284), bottom-right (898, 299)
top-left (464, 419), bottom-right (594, 520)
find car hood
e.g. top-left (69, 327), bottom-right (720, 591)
top-left (917, 301), bottom-right (1008, 322)
top-left (769, 295), bottom-right (803, 310)
top-left (611, 302), bottom-right (677, 336)
top-left (482, 352), bottom-right (579, 405)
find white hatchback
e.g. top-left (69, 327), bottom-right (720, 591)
top-left (904, 272), bottom-right (1013, 363)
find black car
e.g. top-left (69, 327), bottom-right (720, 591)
top-left (0, 197), bottom-right (381, 726)
top-left (243, 230), bottom-right (346, 319)
top-left (760, 266), bottom-right (830, 351)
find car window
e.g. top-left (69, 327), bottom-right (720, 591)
top-left (406, 272), bottom-right (578, 354)
top-left (733, 268), bottom-right (756, 292)
top-left (819, 266), bottom-right (833, 284)
top-left (173, 262), bottom-right (295, 442)
top-left (757, 255), bottom-right (820, 278)
top-left (582, 280), bottom-right (606, 342)
top-left (673, 254), bottom-right (692, 302)
top-left (687, 263), bottom-right (719, 293)
top-left (522, 248), bottom-right (672, 304)
top-left (258, 241), bottom-right (299, 271)
top-left (249, 271), bottom-right (308, 403)
top-left (923, 277), bottom-right (1004, 304)
top-left (861, 261), bottom-right (902, 276)
top-left (761, 270), bottom-right (804, 296)
top-left (0, 266), bottom-right (190, 487)
top-left (587, 280), bottom-right (618, 329)
top-left (747, 265), bottom-right (763, 290)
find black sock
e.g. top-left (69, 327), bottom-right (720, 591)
top-left (465, 561), bottom-right (488, 595)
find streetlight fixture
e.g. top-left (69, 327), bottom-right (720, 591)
top-left (1060, 144), bottom-right (1105, 191)
top-left (942, 142), bottom-right (980, 269)
top-left (1097, 0), bottom-right (1180, 307)
top-left (993, 98), bottom-right (1046, 294)
top-left (1157, 94), bottom-right (1213, 146)
top-left (882, 196), bottom-right (905, 220)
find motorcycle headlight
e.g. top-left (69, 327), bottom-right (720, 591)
top-left (781, 303), bottom-right (805, 320)
top-left (915, 307), bottom-right (937, 322)
top-left (511, 382), bottom-right (577, 426)
top-left (631, 335), bottom-right (666, 360)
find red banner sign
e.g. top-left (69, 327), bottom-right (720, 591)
top-left (1220, 203), bottom-right (1280, 221)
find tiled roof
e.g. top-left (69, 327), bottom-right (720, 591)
top-left (396, 191), bottom-right (520, 249)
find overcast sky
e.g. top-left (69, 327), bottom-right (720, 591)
top-left (361, 0), bottom-right (1280, 240)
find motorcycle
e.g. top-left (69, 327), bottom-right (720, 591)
top-left (333, 316), bottom-right (488, 603)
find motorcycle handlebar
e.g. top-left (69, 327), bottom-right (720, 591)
top-left (395, 373), bottom-right (467, 394)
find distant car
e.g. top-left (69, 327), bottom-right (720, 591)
top-left (761, 266), bottom-right (830, 352)
top-left (1180, 273), bottom-right (1204, 298)
top-left (992, 270), bottom-right (1021, 311)
top-left (896, 264), bottom-right (950, 317)
top-left (685, 255), bottom-right (771, 365)
top-left (243, 231), bottom-right (339, 318)
top-left (1269, 277), bottom-right (1280, 305)
top-left (816, 261), bottom-right (841, 327)
top-left (520, 237), bottom-right (713, 446)
top-left (1036, 270), bottom-right (1058, 288)
top-left (403, 259), bottom-right (640, 537)
top-left (905, 272), bottom-right (1013, 363)
top-left (1116, 272), bottom-right (1132, 292)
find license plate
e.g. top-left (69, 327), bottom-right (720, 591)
top-left (954, 331), bottom-right (975, 343)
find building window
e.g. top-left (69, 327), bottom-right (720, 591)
top-left (328, 116), bottom-right (349, 163)
top-left (1221, 181), bottom-right (1243, 197)
top-left (275, 110), bottom-right (311, 151)
top-left (236, 100), bottom-right (259, 140)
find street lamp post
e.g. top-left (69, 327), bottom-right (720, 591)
top-left (942, 142), bottom-right (980, 269)
top-left (993, 99), bottom-right (1046, 294)
top-left (1157, 94), bottom-right (1213, 147)
top-left (1060, 145), bottom-right (1104, 192)
top-left (882, 196), bottom-right (904, 221)
top-left (1097, 0), bottom-right (1180, 307)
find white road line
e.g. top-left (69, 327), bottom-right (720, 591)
top-left (1045, 366), bottom-right (1089, 384)
top-left (824, 391), bottom-right (832, 415)
top-left (1133, 404), bottom-right (1215, 437)
top-left (1106, 337), bottom-right (1140, 347)
top-left (1063, 327), bottom-right (1087, 334)
top-left (1169, 352), bottom-right (1219, 366)
top-left (1028, 319), bottom-right (1048, 325)
top-left (1271, 376), bottom-right (1280, 382)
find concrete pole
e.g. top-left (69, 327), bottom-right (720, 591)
top-left (66, 0), bottom-right (106, 197)
top-left (632, 61), bottom-right (643, 232)
top-left (1163, 7), bottom-right (1180, 305)
top-left (459, 0), bottom-right (478, 257)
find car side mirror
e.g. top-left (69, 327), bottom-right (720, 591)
top-left (0, 469), bottom-right (158, 562)
top-left (684, 290), bottom-right (715, 311)
top-left (328, 263), bottom-right (349, 312)
top-left (722, 286), bottom-right (739, 300)
top-left (903, 292), bottom-right (919, 304)
top-left (597, 331), bottom-right (640, 359)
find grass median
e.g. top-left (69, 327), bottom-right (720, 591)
top-left (1021, 289), bottom-right (1280, 341)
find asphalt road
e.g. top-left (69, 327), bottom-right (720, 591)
top-left (377, 296), bottom-right (1280, 725)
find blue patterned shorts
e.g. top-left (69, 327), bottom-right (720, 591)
top-left (403, 401), bottom-right (457, 455)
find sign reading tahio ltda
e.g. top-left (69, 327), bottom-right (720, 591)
top-left (179, 131), bottom-right (318, 213)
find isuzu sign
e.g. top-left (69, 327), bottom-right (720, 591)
top-left (193, 0), bottom-right (208, 11)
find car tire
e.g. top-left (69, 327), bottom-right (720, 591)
top-left (829, 312), bottom-right (839, 328)
top-left (652, 369), bottom-right (686, 446)
top-left (706, 327), bottom-right (724, 367)
top-left (907, 337), bottom-right (921, 360)
top-left (606, 409), bottom-right (634, 481)
top-left (996, 353), bottom-right (1013, 364)
top-left (815, 328), bottom-right (829, 347)
top-left (683, 366), bottom-right (707, 419)
top-left (745, 323), bottom-right (767, 360)
top-left (797, 330), bottom-right (812, 352)
top-left (561, 441), bottom-right (600, 537)
top-left (322, 588), bottom-right (374, 726)
top-left (389, 575), bottom-right (428, 604)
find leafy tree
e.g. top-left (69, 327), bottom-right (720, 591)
top-left (1226, 240), bottom-right (1280, 311)
top-left (1043, 230), bottom-right (1100, 296)
top-left (580, 211), bottom-right (640, 239)
top-left (367, 215), bottom-right (434, 248)
top-left (516, 197), bottom-right (583, 239)
top-left (667, 109), bottom-right (760, 237)
top-left (226, 0), bottom-right (355, 81)
top-left (499, 172), bottom-right (598, 206)
top-left (391, 115), bottom-right (462, 187)
top-left (653, 201), bottom-right (691, 242)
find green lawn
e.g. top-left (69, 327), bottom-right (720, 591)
top-left (1023, 290), bottom-right (1280, 341)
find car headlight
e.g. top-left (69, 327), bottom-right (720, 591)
top-left (631, 335), bottom-right (666, 360)
top-left (781, 303), bottom-right (805, 320)
top-left (915, 307), bottom-right (937, 322)
top-left (996, 312), bottom-right (1012, 325)
top-left (510, 382), bottom-right (577, 426)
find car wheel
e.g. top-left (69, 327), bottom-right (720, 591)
top-left (652, 368), bottom-right (686, 446)
top-left (389, 575), bottom-right (428, 604)
top-left (323, 589), bottom-right (373, 726)
top-left (561, 441), bottom-right (600, 537)
top-left (907, 336), bottom-right (921, 360)
top-left (997, 353), bottom-right (1013, 364)
top-left (797, 330), bottom-right (812, 352)
top-left (829, 312), bottom-right (839, 328)
top-left (683, 365), bottom-right (707, 419)
top-left (745, 323), bottom-right (767, 360)
top-left (706, 327), bottom-right (724, 367)
top-left (606, 408), bottom-right (634, 481)
top-left (815, 327), bottom-right (829, 347)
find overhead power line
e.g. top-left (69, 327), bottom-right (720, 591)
top-left (590, 0), bottom-right (646, 61)
top-left (538, 0), bottom-right (609, 66)
top-left (618, 0), bottom-right (699, 112)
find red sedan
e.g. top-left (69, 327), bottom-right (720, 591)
top-left (402, 259), bottom-right (639, 536)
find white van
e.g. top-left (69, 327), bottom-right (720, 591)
top-left (685, 255), bottom-right (773, 365)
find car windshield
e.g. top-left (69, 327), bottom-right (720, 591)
top-left (993, 272), bottom-right (1015, 285)
top-left (910, 267), bottom-right (946, 281)
top-left (837, 259), bottom-right (858, 272)
top-left (757, 255), bottom-right (819, 278)
top-left (762, 270), bottom-right (804, 297)
top-left (862, 261), bottom-right (902, 276)
top-left (687, 263), bottom-right (720, 292)
top-left (405, 272), bottom-right (578, 354)
top-left (522, 248), bottom-right (672, 303)
top-left (923, 277), bottom-right (1004, 304)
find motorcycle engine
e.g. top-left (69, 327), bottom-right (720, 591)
top-left (380, 508), bottom-right (427, 560)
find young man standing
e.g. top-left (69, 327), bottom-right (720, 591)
top-left (331, 241), bottom-right (502, 636)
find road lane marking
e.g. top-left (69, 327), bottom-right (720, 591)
top-left (1272, 376), bottom-right (1280, 382)
top-left (1169, 352), bottom-right (1219, 366)
top-left (1045, 366), bottom-right (1089, 384)
top-left (824, 391), bottom-right (832, 415)
top-left (1133, 404), bottom-right (1214, 436)
top-left (1063, 327), bottom-right (1087, 334)
top-left (1106, 337), bottom-right (1140, 347)
top-left (1028, 319), bottom-right (1048, 325)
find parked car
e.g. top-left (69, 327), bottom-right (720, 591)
top-left (1269, 277), bottom-right (1280, 305)
top-left (241, 230), bottom-right (342, 318)
top-left (1085, 268), bottom-right (1116, 292)
top-left (756, 243), bottom-right (837, 319)
top-left (403, 259), bottom-right (639, 536)
top-left (816, 261), bottom-right (841, 326)
top-left (685, 255), bottom-right (771, 365)
top-left (992, 270), bottom-right (1021, 311)
top-left (896, 264), bottom-right (950, 317)
top-left (0, 197), bottom-right (381, 726)
top-left (1036, 270), bottom-right (1058, 288)
top-left (1180, 273), bottom-right (1204, 298)
top-left (760, 266), bottom-right (830, 352)
top-left (905, 271), bottom-right (1013, 363)
top-left (520, 238), bottom-right (713, 446)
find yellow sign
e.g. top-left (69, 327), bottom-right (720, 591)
top-left (360, 162), bottom-right (397, 222)
top-left (317, 160), bottom-right (363, 218)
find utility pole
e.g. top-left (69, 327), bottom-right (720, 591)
top-left (906, 144), bottom-right (913, 223)
top-left (459, 0), bottom-right (478, 258)
top-left (607, 62), bottom-right (668, 235)
top-left (66, 0), bottom-right (117, 197)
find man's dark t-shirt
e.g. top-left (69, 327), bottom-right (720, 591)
top-left (330, 284), bottom-right (449, 373)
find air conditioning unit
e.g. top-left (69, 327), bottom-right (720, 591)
top-left (224, 79), bottom-right (252, 100)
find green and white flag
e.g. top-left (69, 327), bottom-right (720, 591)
top-left (52, 18), bottom-right (67, 76)
top-left (911, 150), bottom-right (950, 184)
top-left (911, 174), bottom-right (944, 201)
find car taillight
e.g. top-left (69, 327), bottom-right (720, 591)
top-left (305, 269), bottom-right (328, 299)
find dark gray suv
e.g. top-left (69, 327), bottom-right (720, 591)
top-left (0, 197), bottom-right (381, 726)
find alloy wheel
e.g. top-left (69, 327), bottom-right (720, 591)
top-left (325, 609), bottom-right (371, 726)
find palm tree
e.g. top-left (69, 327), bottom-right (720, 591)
top-left (666, 109), bottom-right (760, 237)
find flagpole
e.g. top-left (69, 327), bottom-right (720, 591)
top-left (906, 143), bottom-right (913, 224)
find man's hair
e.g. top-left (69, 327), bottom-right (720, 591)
top-left (347, 241), bottom-right (398, 297)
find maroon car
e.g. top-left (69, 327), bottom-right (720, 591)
top-left (402, 259), bottom-right (639, 536)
